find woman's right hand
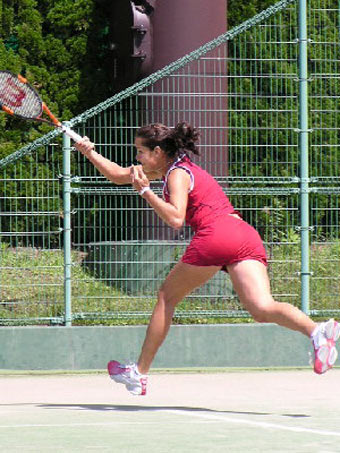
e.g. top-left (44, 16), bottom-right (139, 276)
top-left (130, 165), bottom-right (150, 193)
top-left (74, 136), bottom-right (95, 157)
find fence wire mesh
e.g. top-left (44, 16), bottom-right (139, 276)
top-left (0, 0), bottom-right (339, 325)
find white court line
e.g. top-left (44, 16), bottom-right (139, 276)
top-left (164, 410), bottom-right (340, 437)
top-left (1, 410), bottom-right (339, 437)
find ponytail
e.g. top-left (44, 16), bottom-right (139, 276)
top-left (171, 122), bottom-right (200, 156)
top-left (136, 121), bottom-right (200, 158)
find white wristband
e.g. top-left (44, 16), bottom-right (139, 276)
top-left (139, 186), bottom-right (151, 196)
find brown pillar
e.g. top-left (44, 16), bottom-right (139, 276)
top-left (152, 0), bottom-right (227, 71)
top-left (139, 1), bottom-right (228, 239)
top-left (149, 0), bottom-right (228, 177)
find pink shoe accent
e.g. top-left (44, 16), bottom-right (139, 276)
top-left (139, 377), bottom-right (147, 396)
top-left (107, 360), bottom-right (128, 376)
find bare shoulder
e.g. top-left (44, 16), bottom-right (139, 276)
top-left (168, 167), bottom-right (191, 180)
top-left (167, 167), bottom-right (191, 189)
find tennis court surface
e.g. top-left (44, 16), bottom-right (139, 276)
top-left (1, 368), bottom-right (340, 452)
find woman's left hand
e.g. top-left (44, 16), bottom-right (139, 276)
top-left (74, 136), bottom-right (94, 157)
top-left (130, 165), bottom-right (150, 193)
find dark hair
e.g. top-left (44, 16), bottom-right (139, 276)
top-left (136, 122), bottom-right (200, 158)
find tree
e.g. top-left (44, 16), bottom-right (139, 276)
top-left (0, 0), bottom-right (114, 154)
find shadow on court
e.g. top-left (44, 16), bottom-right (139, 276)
top-left (0, 370), bottom-right (339, 452)
top-left (37, 403), bottom-right (310, 418)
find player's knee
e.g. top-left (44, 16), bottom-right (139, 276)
top-left (157, 287), bottom-right (179, 307)
top-left (248, 299), bottom-right (275, 323)
top-left (157, 288), bottom-right (172, 306)
top-left (252, 310), bottom-right (270, 323)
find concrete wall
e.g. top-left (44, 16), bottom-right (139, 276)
top-left (0, 324), bottom-right (312, 371)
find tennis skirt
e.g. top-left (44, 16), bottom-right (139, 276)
top-left (181, 215), bottom-right (267, 271)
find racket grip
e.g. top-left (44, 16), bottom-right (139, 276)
top-left (61, 125), bottom-right (83, 143)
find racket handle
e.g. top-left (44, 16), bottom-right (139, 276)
top-left (61, 125), bottom-right (83, 143)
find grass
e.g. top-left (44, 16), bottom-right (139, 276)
top-left (0, 241), bottom-right (339, 325)
top-left (268, 240), bottom-right (340, 312)
top-left (0, 244), bottom-right (132, 325)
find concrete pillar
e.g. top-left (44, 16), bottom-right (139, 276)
top-left (152, 0), bottom-right (227, 71)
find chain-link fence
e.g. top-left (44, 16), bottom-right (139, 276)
top-left (0, 0), bottom-right (339, 325)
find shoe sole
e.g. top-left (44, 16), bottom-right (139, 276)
top-left (329, 345), bottom-right (338, 366)
top-left (314, 319), bottom-right (339, 374)
top-left (324, 319), bottom-right (340, 342)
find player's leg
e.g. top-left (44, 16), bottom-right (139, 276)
top-left (137, 261), bottom-right (221, 374)
top-left (227, 259), bottom-right (340, 374)
top-left (108, 262), bottom-right (221, 394)
top-left (227, 259), bottom-right (315, 335)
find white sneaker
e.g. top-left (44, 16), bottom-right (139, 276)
top-left (107, 360), bottom-right (147, 395)
top-left (311, 319), bottom-right (340, 374)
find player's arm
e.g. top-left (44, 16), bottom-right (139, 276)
top-left (74, 137), bottom-right (160, 185)
top-left (131, 166), bottom-right (190, 230)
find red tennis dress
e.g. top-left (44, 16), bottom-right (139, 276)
top-left (163, 155), bottom-right (267, 271)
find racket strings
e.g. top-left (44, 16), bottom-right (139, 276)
top-left (0, 71), bottom-right (42, 119)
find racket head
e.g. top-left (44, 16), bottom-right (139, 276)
top-left (0, 70), bottom-right (43, 120)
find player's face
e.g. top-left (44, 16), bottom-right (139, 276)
top-left (134, 137), bottom-right (164, 172)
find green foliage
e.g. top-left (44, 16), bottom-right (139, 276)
top-left (0, 0), bottom-right (338, 254)
top-left (226, 2), bottom-right (339, 240)
top-left (0, 243), bottom-right (338, 325)
top-left (0, 0), bottom-right (116, 241)
top-left (228, 0), bottom-right (276, 28)
top-left (0, 245), bottom-right (128, 324)
top-left (0, 0), bottom-right (115, 151)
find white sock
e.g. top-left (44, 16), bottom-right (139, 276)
top-left (134, 364), bottom-right (142, 375)
top-left (310, 324), bottom-right (320, 339)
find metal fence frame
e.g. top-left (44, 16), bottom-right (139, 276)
top-left (0, 0), bottom-right (339, 325)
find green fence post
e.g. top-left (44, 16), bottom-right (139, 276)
top-left (298, 0), bottom-right (310, 314)
top-left (62, 128), bottom-right (72, 326)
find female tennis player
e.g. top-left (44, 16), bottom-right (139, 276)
top-left (75, 122), bottom-right (339, 395)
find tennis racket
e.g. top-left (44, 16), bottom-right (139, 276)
top-left (0, 70), bottom-right (82, 142)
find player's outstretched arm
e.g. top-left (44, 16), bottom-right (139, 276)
top-left (74, 137), bottom-right (136, 185)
